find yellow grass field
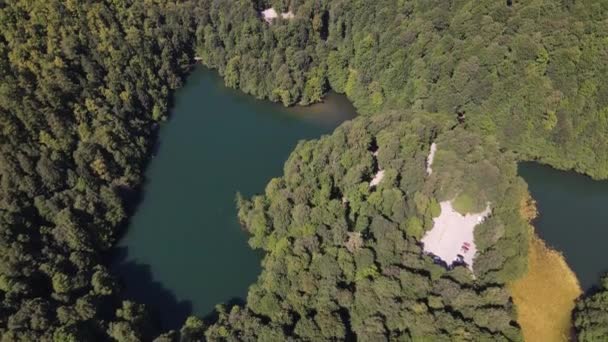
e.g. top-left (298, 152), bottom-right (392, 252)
top-left (508, 232), bottom-right (582, 342)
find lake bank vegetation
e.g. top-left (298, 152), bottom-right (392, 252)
top-left (508, 229), bottom-right (582, 342)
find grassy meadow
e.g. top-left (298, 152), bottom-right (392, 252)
top-left (508, 231), bottom-right (582, 341)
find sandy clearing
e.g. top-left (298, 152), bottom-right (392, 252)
top-left (426, 142), bottom-right (437, 175)
top-left (262, 8), bottom-right (278, 22)
top-left (370, 169), bottom-right (385, 187)
top-left (261, 8), bottom-right (294, 23)
top-left (421, 200), bottom-right (490, 270)
top-left (369, 147), bottom-right (384, 187)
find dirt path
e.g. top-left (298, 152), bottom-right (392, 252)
top-left (426, 142), bottom-right (437, 175)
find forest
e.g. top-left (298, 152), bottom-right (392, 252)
top-left (0, 0), bottom-right (201, 340)
top-left (575, 275), bottom-right (608, 341)
top-left (219, 112), bottom-right (529, 340)
top-left (199, 0), bottom-right (608, 179)
top-left (0, 0), bottom-right (607, 341)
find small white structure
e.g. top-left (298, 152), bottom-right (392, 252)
top-left (261, 8), bottom-right (295, 24)
top-left (426, 142), bottom-right (437, 175)
top-left (420, 201), bottom-right (490, 271)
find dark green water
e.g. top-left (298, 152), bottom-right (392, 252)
top-left (519, 162), bottom-right (608, 290)
top-left (112, 67), bottom-right (356, 329)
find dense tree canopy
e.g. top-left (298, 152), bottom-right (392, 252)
top-left (206, 112), bottom-right (529, 341)
top-left (198, 0), bottom-right (608, 179)
top-left (195, 2), bottom-right (608, 336)
top-left (1, 0), bottom-right (607, 340)
top-left (0, 0), bottom-right (199, 339)
top-left (574, 275), bottom-right (608, 342)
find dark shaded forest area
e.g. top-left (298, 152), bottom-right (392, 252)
top-left (1, 0), bottom-right (607, 341)
top-left (0, 1), bottom-right (201, 340)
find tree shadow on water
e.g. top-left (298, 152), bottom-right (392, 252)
top-left (111, 247), bottom-right (193, 332)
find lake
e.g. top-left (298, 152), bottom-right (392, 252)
top-left (112, 67), bottom-right (357, 330)
top-left (113, 65), bottom-right (608, 331)
top-left (519, 162), bottom-right (608, 290)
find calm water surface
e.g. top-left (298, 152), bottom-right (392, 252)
top-left (519, 162), bottom-right (608, 290)
top-left (112, 67), bottom-right (356, 329)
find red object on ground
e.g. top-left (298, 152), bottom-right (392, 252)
top-left (461, 242), bottom-right (470, 253)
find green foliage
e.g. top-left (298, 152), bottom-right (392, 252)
top-left (91, 267), bottom-right (117, 296)
top-left (223, 113), bottom-right (527, 340)
top-left (355, 265), bottom-right (379, 281)
top-left (52, 273), bottom-right (72, 294)
top-left (452, 193), bottom-right (477, 215)
top-left (199, 0), bottom-right (608, 179)
top-left (180, 316), bottom-right (205, 341)
top-left (574, 275), bottom-right (608, 341)
top-left (405, 217), bottom-right (424, 240)
top-left (0, 0), bottom-right (198, 339)
top-left (2, 0), bottom-right (607, 340)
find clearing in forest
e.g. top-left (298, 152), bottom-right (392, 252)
top-left (261, 8), bottom-right (295, 24)
top-left (420, 201), bottom-right (490, 270)
top-left (426, 142), bottom-right (437, 175)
